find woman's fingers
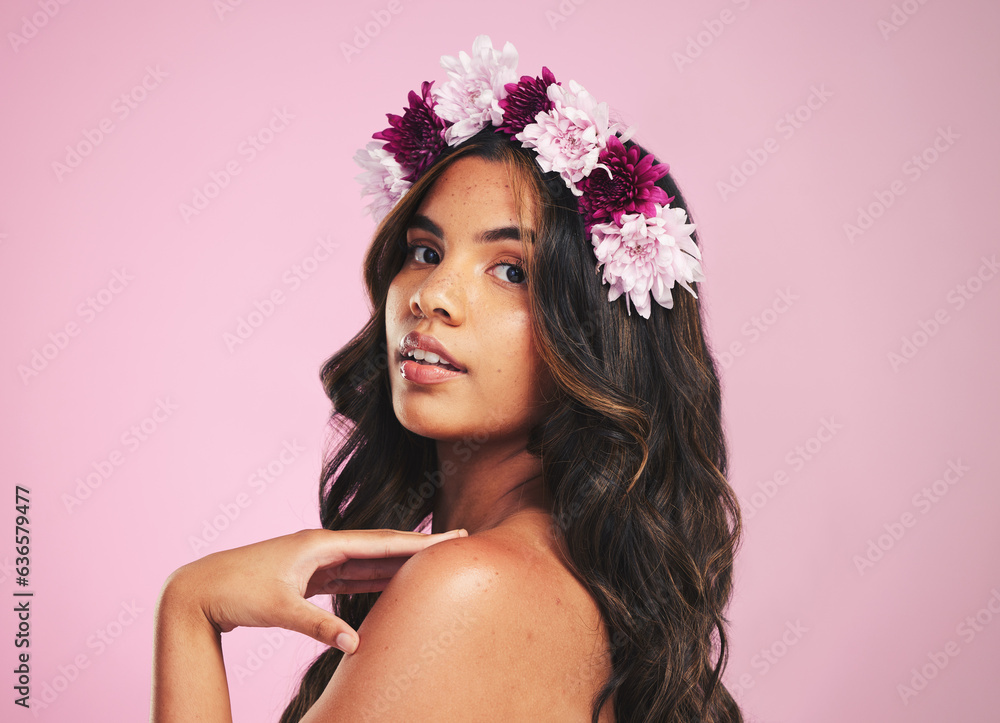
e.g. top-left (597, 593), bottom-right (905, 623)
top-left (303, 528), bottom-right (468, 570)
top-left (334, 556), bottom-right (411, 580)
top-left (304, 557), bottom-right (409, 597)
top-left (304, 576), bottom-right (395, 596)
top-left (181, 528), bottom-right (469, 644)
top-left (336, 578), bottom-right (395, 595)
top-left (282, 598), bottom-right (361, 654)
top-left (300, 529), bottom-right (467, 597)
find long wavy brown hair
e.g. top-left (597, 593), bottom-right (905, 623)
top-left (279, 126), bottom-right (743, 723)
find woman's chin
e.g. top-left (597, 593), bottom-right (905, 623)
top-left (394, 412), bottom-right (469, 442)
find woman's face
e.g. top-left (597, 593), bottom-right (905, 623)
top-left (385, 155), bottom-right (555, 444)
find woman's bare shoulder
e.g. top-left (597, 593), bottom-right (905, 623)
top-left (300, 514), bottom-right (613, 721)
top-left (472, 512), bottom-right (616, 714)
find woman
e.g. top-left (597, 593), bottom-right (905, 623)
top-left (152, 36), bottom-right (743, 722)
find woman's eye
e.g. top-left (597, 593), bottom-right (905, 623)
top-left (408, 244), bottom-right (439, 264)
top-left (406, 243), bottom-right (525, 285)
top-left (491, 260), bottom-right (526, 285)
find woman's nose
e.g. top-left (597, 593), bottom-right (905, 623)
top-left (409, 263), bottom-right (466, 324)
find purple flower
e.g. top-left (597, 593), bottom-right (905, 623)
top-left (372, 80), bottom-right (451, 183)
top-left (497, 66), bottom-right (558, 136)
top-left (578, 135), bottom-right (673, 234)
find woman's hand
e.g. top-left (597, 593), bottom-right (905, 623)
top-left (160, 527), bottom-right (468, 654)
top-left (152, 528), bottom-right (466, 721)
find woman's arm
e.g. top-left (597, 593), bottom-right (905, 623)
top-left (151, 571), bottom-right (232, 722)
top-left (149, 528), bottom-right (467, 723)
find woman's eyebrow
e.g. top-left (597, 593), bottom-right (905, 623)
top-left (407, 213), bottom-right (522, 244)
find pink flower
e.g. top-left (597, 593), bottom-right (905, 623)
top-left (432, 35), bottom-right (519, 146)
top-left (578, 135), bottom-right (672, 233)
top-left (590, 203), bottom-right (704, 318)
top-left (516, 79), bottom-right (614, 195)
top-left (353, 140), bottom-right (411, 224)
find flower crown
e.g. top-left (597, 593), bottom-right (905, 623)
top-left (353, 35), bottom-right (704, 318)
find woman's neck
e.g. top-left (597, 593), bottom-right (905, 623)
top-left (430, 436), bottom-right (551, 534)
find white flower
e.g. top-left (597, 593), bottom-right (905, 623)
top-left (431, 34), bottom-right (519, 146)
top-left (590, 203), bottom-right (703, 318)
top-left (516, 79), bottom-right (614, 196)
top-left (353, 140), bottom-right (411, 224)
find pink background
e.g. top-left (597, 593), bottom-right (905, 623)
top-left (2, 0), bottom-right (998, 721)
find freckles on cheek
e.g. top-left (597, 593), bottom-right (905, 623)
top-left (386, 284), bottom-right (406, 323)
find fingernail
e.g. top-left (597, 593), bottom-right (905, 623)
top-left (455, 528), bottom-right (468, 537)
top-left (336, 632), bottom-right (358, 654)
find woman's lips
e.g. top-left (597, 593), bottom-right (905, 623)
top-left (398, 331), bottom-right (467, 372)
top-left (398, 357), bottom-right (467, 384)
